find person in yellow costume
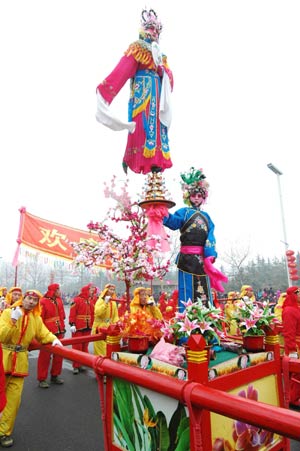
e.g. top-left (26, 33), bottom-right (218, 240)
top-left (274, 292), bottom-right (286, 322)
top-left (5, 287), bottom-right (23, 306)
top-left (239, 285), bottom-right (256, 303)
top-left (0, 290), bottom-right (62, 448)
top-left (0, 287), bottom-right (8, 314)
top-left (224, 291), bottom-right (240, 335)
top-left (130, 287), bottom-right (163, 320)
top-left (92, 284), bottom-right (119, 356)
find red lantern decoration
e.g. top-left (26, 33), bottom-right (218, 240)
top-left (290, 274), bottom-right (300, 281)
top-left (287, 256), bottom-right (296, 263)
top-left (288, 262), bottom-right (297, 268)
top-left (289, 268), bottom-right (298, 275)
top-left (286, 250), bottom-right (295, 257)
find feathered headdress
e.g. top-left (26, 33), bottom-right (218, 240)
top-left (180, 167), bottom-right (209, 206)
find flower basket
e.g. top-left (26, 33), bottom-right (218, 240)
top-left (242, 335), bottom-right (265, 352)
top-left (162, 299), bottom-right (226, 346)
top-left (127, 336), bottom-right (149, 353)
top-left (232, 300), bottom-right (277, 339)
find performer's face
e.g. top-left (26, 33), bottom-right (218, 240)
top-left (139, 290), bottom-right (148, 305)
top-left (23, 294), bottom-right (39, 311)
top-left (11, 291), bottom-right (22, 302)
top-left (189, 192), bottom-right (204, 207)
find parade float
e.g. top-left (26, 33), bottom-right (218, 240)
top-left (63, 7), bottom-right (300, 451)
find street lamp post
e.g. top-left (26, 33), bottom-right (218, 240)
top-left (267, 163), bottom-right (291, 287)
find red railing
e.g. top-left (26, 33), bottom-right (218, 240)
top-left (30, 335), bottom-right (300, 444)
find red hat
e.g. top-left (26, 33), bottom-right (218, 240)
top-left (287, 286), bottom-right (299, 295)
top-left (45, 284), bottom-right (60, 297)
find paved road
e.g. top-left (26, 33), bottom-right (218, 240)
top-left (12, 351), bottom-right (105, 451)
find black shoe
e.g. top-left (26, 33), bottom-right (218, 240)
top-left (78, 367), bottom-right (86, 373)
top-left (0, 435), bottom-right (14, 447)
top-left (151, 166), bottom-right (162, 173)
top-left (73, 368), bottom-right (79, 375)
top-left (51, 376), bottom-right (64, 385)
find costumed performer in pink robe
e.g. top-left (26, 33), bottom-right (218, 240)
top-left (96, 8), bottom-right (173, 175)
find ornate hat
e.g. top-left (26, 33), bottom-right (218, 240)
top-left (180, 167), bottom-right (209, 206)
top-left (139, 9), bottom-right (162, 42)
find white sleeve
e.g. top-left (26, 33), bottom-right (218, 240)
top-left (95, 91), bottom-right (136, 133)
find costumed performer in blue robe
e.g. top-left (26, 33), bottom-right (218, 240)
top-left (163, 167), bottom-right (227, 311)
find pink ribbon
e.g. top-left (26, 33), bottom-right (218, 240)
top-left (143, 205), bottom-right (170, 252)
top-left (204, 256), bottom-right (228, 292)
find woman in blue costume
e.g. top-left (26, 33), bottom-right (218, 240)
top-left (163, 168), bottom-right (227, 311)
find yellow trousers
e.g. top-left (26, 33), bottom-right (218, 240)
top-left (93, 339), bottom-right (106, 356)
top-left (0, 376), bottom-right (24, 436)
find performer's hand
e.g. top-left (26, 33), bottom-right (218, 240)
top-left (52, 338), bottom-right (63, 347)
top-left (11, 306), bottom-right (23, 321)
top-left (105, 296), bottom-right (111, 303)
top-left (289, 352), bottom-right (298, 359)
top-left (70, 325), bottom-right (76, 334)
top-left (205, 255), bottom-right (216, 264)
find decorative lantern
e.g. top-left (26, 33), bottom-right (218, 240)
top-left (289, 268), bottom-right (298, 275)
top-left (286, 250), bottom-right (295, 257)
top-left (290, 274), bottom-right (300, 281)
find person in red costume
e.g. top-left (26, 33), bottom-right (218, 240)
top-left (69, 284), bottom-right (95, 375)
top-left (96, 8), bottom-right (173, 175)
top-left (157, 292), bottom-right (168, 316)
top-left (37, 283), bottom-right (66, 388)
top-left (117, 292), bottom-right (129, 317)
top-left (164, 289), bottom-right (178, 321)
top-left (282, 285), bottom-right (300, 407)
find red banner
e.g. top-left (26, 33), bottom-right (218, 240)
top-left (13, 207), bottom-right (103, 265)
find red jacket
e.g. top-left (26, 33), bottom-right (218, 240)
top-left (40, 296), bottom-right (66, 335)
top-left (282, 293), bottom-right (300, 354)
top-left (69, 285), bottom-right (94, 331)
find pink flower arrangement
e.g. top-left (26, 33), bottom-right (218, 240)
top-left (162, 299), bottom-right (227, 345)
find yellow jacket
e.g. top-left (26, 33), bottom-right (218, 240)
top-left (130, 301), bottom-right (163, 320)
top-left (92, 297), bottom-right (119, 334)
top-left (0, 308), bottom-right (57, 377)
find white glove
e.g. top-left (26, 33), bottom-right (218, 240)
top-left (104, 296), bottom-right (111, 303)
top-left (147, 300), bottom-right (155, 306)
top-left (11, 306), bottom-right (23, 321)
top-left (70, 325), bottom-right (76, 333)
top-left (0, 300), bottom-right (6, 310)
top-left (52, 338), bottom-right (63, 347)
top-left (289, 352), bottom-right (298, 359)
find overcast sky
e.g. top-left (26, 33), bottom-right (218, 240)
top-left (1, 1), bottom-right (300, 269)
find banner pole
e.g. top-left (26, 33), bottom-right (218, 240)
top-left (14, 265), bottom-right (18, 286)
top-left (12, 206), bottom-right (26, 268)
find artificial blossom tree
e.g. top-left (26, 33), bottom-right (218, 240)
top-left (70, 176), bottom-right (171, 302)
